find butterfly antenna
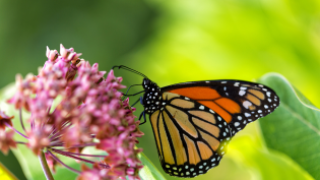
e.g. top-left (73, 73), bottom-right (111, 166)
top-left (112, 65), bottom-right (148, 79)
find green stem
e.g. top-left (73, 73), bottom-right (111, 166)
top-left (38, 151), bottom-right (54, 180)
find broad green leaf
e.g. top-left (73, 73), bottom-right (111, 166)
top-left (258, 73), bottom-right (320, 179)
top-left (139, 153), bottom-right (166, 180)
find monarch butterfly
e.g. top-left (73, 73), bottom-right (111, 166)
top-left (113, 66), bottom-right (280, 178)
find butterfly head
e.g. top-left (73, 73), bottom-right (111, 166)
top-left (142, 78), bottom-right (162, 114)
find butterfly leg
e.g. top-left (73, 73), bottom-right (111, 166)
top-left (130, 97), bottom-right (141, 107)
top-left (122, 84), bottom-right (141, 100)
top-left (139, 111), bottom-right (147, 125)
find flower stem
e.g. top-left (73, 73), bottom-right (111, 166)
top-left (39, 151), bottom-right (54, 180)
top-left (4, 122), bottom-right (28, 139)
top-left (19, 108), bottom-right (26, 132)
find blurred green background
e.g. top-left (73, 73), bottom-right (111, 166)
top-left (0, 0), bottom-right (319, 179)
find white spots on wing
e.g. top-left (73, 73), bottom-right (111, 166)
top-left (185, 97), bottom-right (190, 100)
top-left (155, 92), bottom-right (158, 96)
top-left (243, 101), bottom-right (252, 109)
top-left (264, 105), bottom-right (269, 109)
top-left (234, 122), bottom-right (240, 127)
top-left (245, 113), bottom-right (251, 117)
top-left (209, 109), bottom-right (215, 114)
top-left (223, 87), bottom-right (227, 91)
top-left (221, 81), bottom-right (227, 84)
top-left (262, 88), bottom-right (268, 92)
top-left (258, 84), bottom-right (264, 87)
top-left (152, 88), bottom-right (155, 91)
top-left (199, 105), bottom-right (205, 110)
top-left (162, 102), bottom-right (166, 105)
top-left (237, 116), bottom-right (242, 120)
top-left (239, 90), bottom-right (246, 96)
top-left (205, 81), bottom-right (210, 84)
top-left (217, 116), bottom-right (222, 121)
top-left (234, 82), bottom-right (240, 87)
top-left (223, 132), bottom-right (227, 136)
top-left (258, 109), bottom-right (262, 113)
top-left (225, 92), bottom-right (229, 96)
top-left (266, 91), bottom-right (271, 97)
top-left (268, 98), bottom-right (272, 102)
top-left (243, 120), bottom-right (247, 124)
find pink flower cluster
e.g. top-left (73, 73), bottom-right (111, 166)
top-left (1, 44), bottom-right (144, 180)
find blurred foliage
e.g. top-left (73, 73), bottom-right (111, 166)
top-left (0, 0), bottom-right (319, 179)
top-left (259, 73), bottom-right (320, 179)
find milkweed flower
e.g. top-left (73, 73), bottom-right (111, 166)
top-left (2, 44), bottom-right (144, 180)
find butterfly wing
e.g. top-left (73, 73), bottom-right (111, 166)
top-left (161, 80), bottom-right (279, 136)
top-left (149, 91), bottom-right (231, 177)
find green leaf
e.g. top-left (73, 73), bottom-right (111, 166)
top-left (258, 73), bottom-right (320, 179)
top-left (138, 153), bottom-right (166, 180)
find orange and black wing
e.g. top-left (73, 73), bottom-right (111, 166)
top-left (161, 80), bottom-right (279, 136)
top-left (149, 92), bottom-right (232, 177)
